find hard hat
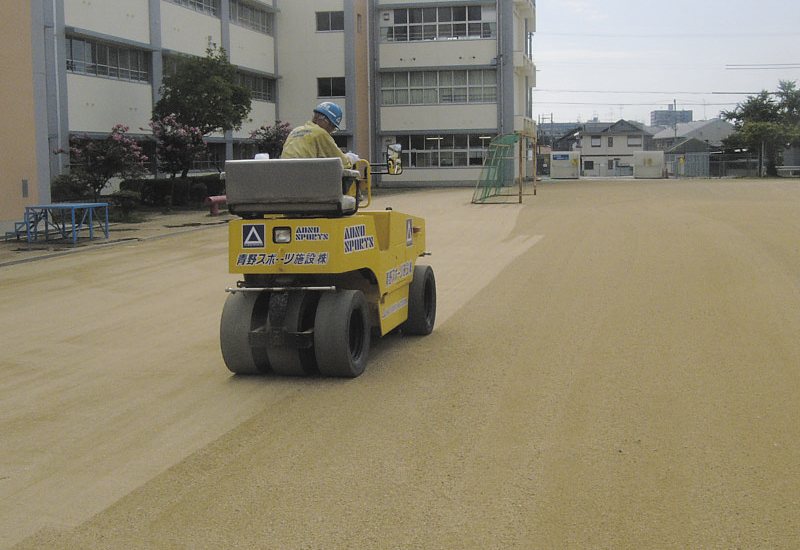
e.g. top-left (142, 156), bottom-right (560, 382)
top-left (314, 101), bottom-right (343, 128)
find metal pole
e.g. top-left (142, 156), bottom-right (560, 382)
top-left (518, 135), bottom-right (523, 203)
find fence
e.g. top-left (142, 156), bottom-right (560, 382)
top-left (666, 152), bottom-right (760, 178)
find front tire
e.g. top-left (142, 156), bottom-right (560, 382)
top-left (401, 264), bottom-right (436, 335)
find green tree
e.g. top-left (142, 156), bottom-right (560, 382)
top-left (250, 120), bottom-right (292, 159)
top-left (775, 80), bottom-right (800, 148)
top-left (55, 125), bottom-right (148, 201)
top-left (722, 80), bottom-right (799, 175)
top-left (153, 47), bottom-right (251, 136)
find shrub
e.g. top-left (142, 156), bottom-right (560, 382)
top-left (51, 173), bottom-right (92, 202)
top-left (120, 174), bottom-right (224, 208)
top-left (109, 189), bottom-right (142, 221)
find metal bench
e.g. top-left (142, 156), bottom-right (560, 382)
top-left (224, 158), bottom-right (360, 218)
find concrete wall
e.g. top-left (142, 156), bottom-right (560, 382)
top-left (65, 0), bottom-right (151, 43)
top-left (276, 0), bottom-right (347, 131)
top-left (67, 75), bottom-right (153, 133)
top-left (161, 2), bottom-right (221, 56)
top-left (0, 1), bottom-right (40, 229)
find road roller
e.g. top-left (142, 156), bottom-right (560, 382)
top-left (219, 153), bottom-right (436, 378)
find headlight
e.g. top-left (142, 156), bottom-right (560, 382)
top-left (273, 227), bottom-right (292, 244)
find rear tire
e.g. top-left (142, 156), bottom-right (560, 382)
top-left (267, 291), bottom-right (320, 376)
top-left (220, 291), bottom-right (271, 374)
top-left (314, 290), bottom-right (371, 378)
top-left (401, 264), bottom-right (436, 335)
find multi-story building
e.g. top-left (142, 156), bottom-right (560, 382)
top-left (372, 0), bottom-right (536, 186)
top-left (650, 105), bottom-right (693, 127)
top-left (2, 0), bottom-right (536, 230)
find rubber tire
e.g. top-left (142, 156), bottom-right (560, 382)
top-left (401, 264), bottom-right (436, 336)
top-left (220, 291), bottom-right (271, 374)
top-left (314, 290), bottom-right (371, 378)
top-left (267, 291), bottom-right (320, 376)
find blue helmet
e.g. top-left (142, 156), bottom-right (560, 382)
top-left (314, 101), bottom-right (343, 128)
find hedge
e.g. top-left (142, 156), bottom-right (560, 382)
top-left (120, 174), bottom-right (225, 208)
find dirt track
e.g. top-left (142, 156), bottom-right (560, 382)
top-left (2, 179), bottom-right (799, 549)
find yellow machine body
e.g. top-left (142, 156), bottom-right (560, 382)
top-left (228, 210), bottom-right (426, 336)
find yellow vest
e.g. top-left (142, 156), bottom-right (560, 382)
top-left (281, 121), bottom-right (353, 169)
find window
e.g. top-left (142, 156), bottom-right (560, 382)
top-left (591, 136), bottom-right (601, 147)
top-left (238, 73), bottom-right (275, 102)
top-left (608, 137), bottom-right (613, 147)
top-left (381, 69), bottom-right (496, 105)
top-left (66, 37), bottom-right (150, 83)
top-left (584, 160), bottom-right (594, 171)
top-left (317, 77), bottom-right (346, 98)
top-left (165, 0), bottom-right (219, 17)
top-left (231, 0), bottom-right (274, 35)
top-left (627, 135), bottom-right (643, 147)
top-left (380, 5), bottom-right (496, 42)
top-left (317, 11), bottom-right (344, 31)
top-left (608, 160), bottom-right (615, 170)
top-left (393, 133), bottom-right (493, 168)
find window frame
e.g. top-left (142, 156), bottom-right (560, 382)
top-left (381, 69), bottom-right (496, 106)
top-left (165, 0), bottom-right (220, 17)
top-left (238, 72), bottom-right (276, 102)
top-left (230, 0), bottom-right (274, 35)
top-left (380, 4), bottom-right (497, 43)
top-left (317, 76), bottom-right (346, 98)
top-left (392, 133), bottom-right (494, 169)
top-left (627, 135), bottom-right (643, 147)
top-left (316, 11), bottom-right (345, 32)
top-left (66, 36), bottom-right (151, 83)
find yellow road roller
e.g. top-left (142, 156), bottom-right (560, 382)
top-left (219, 155), bottom-right (436, 377)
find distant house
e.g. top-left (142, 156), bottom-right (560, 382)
top-left (553, 119), bottom-right (656, 177)
top-left (651, 119), bottom-right (734, 149)
top-left (652, 119), bottom-right (735, 177)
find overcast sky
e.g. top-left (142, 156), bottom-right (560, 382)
top-left (532, 0), bottom-right (800, 125)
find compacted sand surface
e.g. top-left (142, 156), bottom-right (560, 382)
top-left (2, 179), bottom-right (799, 549)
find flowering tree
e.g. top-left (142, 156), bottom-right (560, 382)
top-left (148, 116), bottom-right (207, 178)
top-left (55, 124), bottom-right (148, 201)
top-left (250, 120), bottom-right (292, 159)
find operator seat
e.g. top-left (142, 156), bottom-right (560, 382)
top-left (224, 158), bottom-right (360, 218)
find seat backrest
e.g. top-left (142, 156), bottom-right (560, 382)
top-left (225, 158), bottom-right (357, 217)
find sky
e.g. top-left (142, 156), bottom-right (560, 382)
top-left (532, 0), bottom-right (800, 126)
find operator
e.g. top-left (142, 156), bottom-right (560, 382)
top-left (281, 101), bottom-right (359, 169)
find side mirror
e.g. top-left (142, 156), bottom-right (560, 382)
top-left (387, 143), bottom-right (403, 175)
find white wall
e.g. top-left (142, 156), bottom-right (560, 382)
top-left (229, 25), bottom-right (275, 72)
top-left (235, 101), bottom-right (277, 138)
top-left (67, 75), bottom-right (153, 133)
top-left (385, 167), bottom-right (482, 187)
top-left (381, 104), bottom-right (496, 132)
top-left (65, 0), bottom-right (151, 43)
top-left (277, 0), bottom-right (347, 131)
top-left (379, 40), bottom-right (496, 69)
top-left (160, 2), bottom-right (221, 56)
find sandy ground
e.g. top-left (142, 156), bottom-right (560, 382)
top-left (1, 179), bottom-right (799, 549)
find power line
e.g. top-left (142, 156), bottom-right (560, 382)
top-left (535, 89), bottom-right (756, 95)
top-left (537, 31), bottom-right (799, 39)
top-left (726, 63), bottom-right (800, 70)
top-left (534, 101), bottom-right (738, 107)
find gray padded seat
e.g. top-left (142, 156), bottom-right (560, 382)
top-left (225, 158), bottom-right (360, 217)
